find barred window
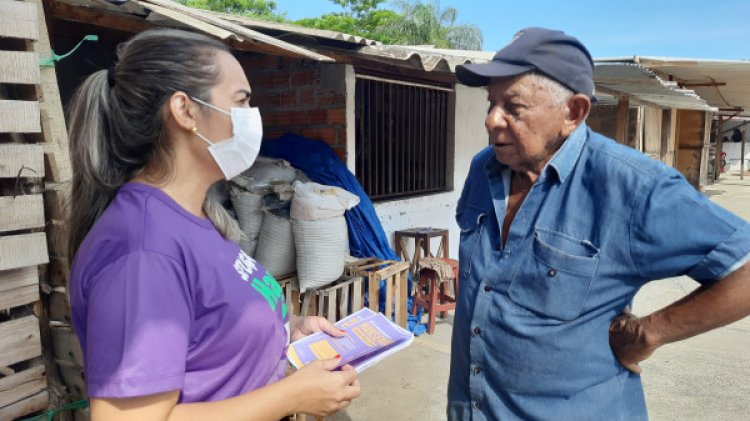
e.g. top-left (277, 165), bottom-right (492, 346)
top-left (355, 75), bottom-right (451, 201)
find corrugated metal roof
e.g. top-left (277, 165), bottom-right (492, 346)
top-left (593, 62), bottom-right (716, 112)
top-left (355, 48), bottom-right (715, 111)
top-left (356, 44), bottom-right (492, 72)
top-left (598, 56), bottom-right (750, 115)
top-left (55, 0), bottom-right (334, 61)
top-left (352, 47), bottom-right (716, 112)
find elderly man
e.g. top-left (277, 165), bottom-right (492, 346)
top-left (448, 27), bottom-right (750, 421)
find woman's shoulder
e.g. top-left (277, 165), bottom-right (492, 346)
top-left (76, 183), bottom-right (215, 268)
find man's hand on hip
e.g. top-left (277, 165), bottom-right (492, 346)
top-left (608, 306), bottom-right (659, 374)
top-left (609, 263), bottom-right (750, 374)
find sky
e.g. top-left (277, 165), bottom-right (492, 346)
top-left (274, 0), bottom-right (750, 60)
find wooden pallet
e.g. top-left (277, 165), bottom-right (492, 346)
top-left (345, 258), bottom-right (409, 328)
top-left (32, 0), bottom-right (81, 413)
top-left (0, 0), bottom-right (52, 418)
top-left (0, 0), bottom-right (75, 417)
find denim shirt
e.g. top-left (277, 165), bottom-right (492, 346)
top-left (448, 124), bottom-right (750, 421)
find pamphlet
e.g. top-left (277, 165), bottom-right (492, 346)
top-left (287, 308), bottom-right (414, 373)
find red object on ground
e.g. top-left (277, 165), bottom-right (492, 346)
top-left (413, 258), bottom-right (459, 334)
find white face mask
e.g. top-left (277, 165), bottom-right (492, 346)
top-left (191, 97), bottom-right (263, 180)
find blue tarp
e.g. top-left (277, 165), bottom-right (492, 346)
top-left (260, 133), bottom-right (426, 335)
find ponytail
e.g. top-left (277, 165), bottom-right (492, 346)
top-left (66, 70), bottom-right (126, 260)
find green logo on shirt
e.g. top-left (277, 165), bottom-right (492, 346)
top-left (233, 250), bottom-right (287, 318)
top-left (251, 273), bottom-right (288, 319)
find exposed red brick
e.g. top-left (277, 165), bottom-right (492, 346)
top-left (300, 127), bottom-right (337, 145)
top-left (263, 110), bottom-right (314, 126)
top-left (263, 130), bottom-right (286, 140)
top-left (251, 92), bottom-right (277, 108)
top-left (290, 70), bottom-right (319, 86)
top-left (278, 92), bottom-right (297, 107)
top-left (272, 74), bottom-right (291, 88)
top-left (326, 108), bottom-right (346, 125)
top-left (278, 56), bottom-right (299, 68)
top-left (333, 146), bottom-right (347, 163)
top-left (319, 94), bottom-right (346, 107)
top-left (297, 88), bottom-right (318, 107)
top-left (308, 109), bottom-right (327, 125)
top-left (267, 55), bottom-right (285, 67)
top-left (237, 54), bottom-right (282, 71)
top-left (248, 74), bottom-right (274, 89)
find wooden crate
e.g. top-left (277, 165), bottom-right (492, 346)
top-left (277, 273), bottom-right (302, 317)
top-left (311, 276), bottom-right (364, 324)
top-left (345, 259), bottom-right (409, 328)
top-left (279, 276), bottom-right (355, 421)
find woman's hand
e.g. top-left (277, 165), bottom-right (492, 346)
top-left (286, 358), bottom-right (361, 417)
top-left (290, 316), bottom-right (346, 342)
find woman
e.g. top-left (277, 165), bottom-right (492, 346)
top-left (67, 29), bottom-right (359, 420)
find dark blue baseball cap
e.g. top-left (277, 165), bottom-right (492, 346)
top-left (456, 27), bottom-right (595, 99)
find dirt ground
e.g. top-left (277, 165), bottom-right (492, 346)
top-left (330, 173), bottom-right (750, 421)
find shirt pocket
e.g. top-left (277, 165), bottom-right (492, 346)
top-left (508, 229), bottom-right (599, 321)
top-left (457, 207), bottom-right (486, 281)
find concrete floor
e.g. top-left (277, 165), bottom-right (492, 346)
top-left (330, 173), bottom-right (750, 421)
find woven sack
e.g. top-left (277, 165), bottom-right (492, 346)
top-left (293, 216), bottom-right (348, 292)
top-left (255, 211), bottom-right (296, 277)
top-left (230, 184), bottom-right (264, 255)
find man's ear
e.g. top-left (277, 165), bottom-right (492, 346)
top-left (562, 94), bottom-right (592, 137)
top-left (167, 91), bottom-right (200, 132)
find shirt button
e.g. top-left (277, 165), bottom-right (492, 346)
top-left (473, 365), bottom-right (482, 374)
top-left (548, 268), bottom-right (556, 277)
top-left (473, 327), bottom-right (481, 335)
top-left (472, 401), bottom-right (480, 410)
top-left (484, 285), bottom-right (492, 292)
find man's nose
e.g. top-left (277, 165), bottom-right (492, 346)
top-left (485, 106), bottom-right (508, 132)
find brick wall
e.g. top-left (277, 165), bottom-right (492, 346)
top-left (236, 53), bottom-right (349, 162)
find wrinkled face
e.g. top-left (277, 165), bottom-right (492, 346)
top-left (486, 74), bottom-right (569, 173)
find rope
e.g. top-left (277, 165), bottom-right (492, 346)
top-left (39, 35), bottom-right (99, 67)
top-left (18, 399), bottom-right (89, 421)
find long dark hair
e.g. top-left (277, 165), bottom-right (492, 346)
top-left (66, 29), bottom-right (231, 259)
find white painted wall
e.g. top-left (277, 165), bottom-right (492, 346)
top-left (374, 84), bottom-right (489, 259)
top-left (722, 141), bottom-right (750, 171)
top-left (344, 64), bottom-right (357, 173)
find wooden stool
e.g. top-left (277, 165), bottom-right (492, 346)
top-left (345, 258), bottom-right (410, 328)
top-left (394, 228), bottom-right (449, 276)
top-left (309, 276), bottom-right (364, 323)
top-left (413, 258), bottom-right (458, 334)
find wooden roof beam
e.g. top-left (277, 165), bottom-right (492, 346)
top-left (680, 82), bottom-right (727, 88)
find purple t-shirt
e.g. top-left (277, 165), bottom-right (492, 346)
top-left (70, 182), bottom-right (290, 402)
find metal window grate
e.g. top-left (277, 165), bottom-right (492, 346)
top-left (355, 76), bottom-right (449, 201)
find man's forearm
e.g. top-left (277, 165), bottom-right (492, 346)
top-left (643, 262), bottom-right (750, 347)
